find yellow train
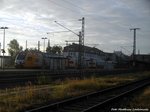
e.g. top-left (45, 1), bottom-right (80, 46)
top-left (15, 51), bottom-right (66, 69)
top-left (15, 51), bottom-right (42, 68)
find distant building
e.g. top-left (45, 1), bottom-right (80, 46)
top-left (104, 51), bottom-right (130, 68)
top-left (135, 54), bottom-right (150, 63)
top-left (63, 43), bottom-right (114, 69)
top-left (0, 56), bottom-right (12, 68)
top-left (131, 54), bottom-right (150, 69)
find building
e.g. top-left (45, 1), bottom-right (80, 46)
top-left (131, 54), bottom-right (150, 69)
top-left (135, 54), bottom-right (150, 63)
top-left (0, 56), bottom-right (12, 68)
top-left (63, 43), bottom-right (114, 69)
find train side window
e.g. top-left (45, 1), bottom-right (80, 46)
top-left (27, 57), bottom-right (32, 61)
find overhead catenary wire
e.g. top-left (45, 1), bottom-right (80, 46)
top-left (61, 0), bottom-right (87, 12)
top-left (49, 0), bottom-right (79, 13)
top-left (54, 21), bottom-right (79, 36)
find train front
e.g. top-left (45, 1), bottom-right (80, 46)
top-left (15, 52), bottom-right (26, 68)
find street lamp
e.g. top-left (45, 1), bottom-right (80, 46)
top-left (0, 27), bottom-right (8, 70)
top-left (41, 37), bottom-right (47, 52)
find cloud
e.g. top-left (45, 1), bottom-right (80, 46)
top-left (0, 0), bottom-right (150, 54)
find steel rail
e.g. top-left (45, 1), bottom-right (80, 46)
top-left (82, 80), bottom-right (150, 112)
top-left (25, 77), bottom-right (150, 112)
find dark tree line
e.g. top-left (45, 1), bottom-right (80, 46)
top-left (46, 45), bottom-right (62, 54)
top-left (7, 39), bottom-right (63, 57)
top-left (8, 39), bottom-right (23, 58)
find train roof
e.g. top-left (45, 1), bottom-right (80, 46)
top-left (43, 53), bottom-right (66, 59)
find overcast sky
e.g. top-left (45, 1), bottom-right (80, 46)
top-left (0, 0), bottom-right (150, 55)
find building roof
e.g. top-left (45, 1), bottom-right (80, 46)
top-left (63, 43), bottom-right (105, 55)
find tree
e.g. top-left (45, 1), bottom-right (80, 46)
top-left (8, 39), bottom-right (23, 57)
top-left (51, 45), bottom-right (62, 54)
top-left (46, 45), bottom-right (62, 54)
top-left (46, 46), bottom-right (52, 54)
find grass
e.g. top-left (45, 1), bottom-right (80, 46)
top-left (37, 75), bottom-right (52, 85)
top-left (129, 86), bottom-right (150, 108)
top-left (0, 71), bottom-right (150, 112)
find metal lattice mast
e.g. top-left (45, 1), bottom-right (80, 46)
top-left (79, 17), bottom-right (85, 46)
top-left (54, 18), bottom-right (85, 69)
top-left (78, 17), bottom-right (85, 68)
top-left (78, 31), bottom-right (82, 69)
top-left (130, 28), bottom-right (140, 61)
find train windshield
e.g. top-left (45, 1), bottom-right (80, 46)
top-left (16, 52), bottom-right (26, 60)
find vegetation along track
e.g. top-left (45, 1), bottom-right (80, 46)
top-left (0, 69), bottom-right (136, 89)
top-left (25, 77), bottom-right (150, 112)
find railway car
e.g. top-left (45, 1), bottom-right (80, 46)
top-left (15, 51), bottom-right (43, 68)
top-left (43, 53), bottom-right (66, 70)
top-left (15, 51), bottom-right (67, 69)
top-left (85, 59), bottom-right (96, 68)
top-left (65, 56), bottom-right (77, 68)
top-left (15, 51), bottom-right (115, 70)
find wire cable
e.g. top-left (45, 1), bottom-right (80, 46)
top-left (61, 0), bottom-right (87, 12)
top-left (49, 0), bottom-right (78, 13)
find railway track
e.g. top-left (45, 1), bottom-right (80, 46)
top-left (0, 69), bottom-right (135, 76)
top-left (25, 77), bottom-right (150, 112)
top-left (0, 69), bottom-right (136, 89)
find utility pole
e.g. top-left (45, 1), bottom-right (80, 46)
top-left (0, 42), bottom-right (1, 68)
top-left (47, 32), bottom-right (53, 48)
top-left (130, 28), bottom-right (140, 67)
top-left (79, 17), bottom-right (85, 46)
top-left (78, 31), bottom-right (82, 69)
top-left (48, 39), bottom-right (50, 47)
top-left (38, 41), bottom-right (40, 51)
top-left (54, 17), bottom-right (85, 69)
top-left (0, 27), bottom-right (8, 70)
top-left (78, 17), bottom-right (85, 68)
top-left (25, 40), bottom-right (27, 50)
top-left (130, 28), bottom-right (140, 60)
top-left (41, 37), bottom-right (47, 53)
top-left (0, 42), bottom-right (1, 56)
